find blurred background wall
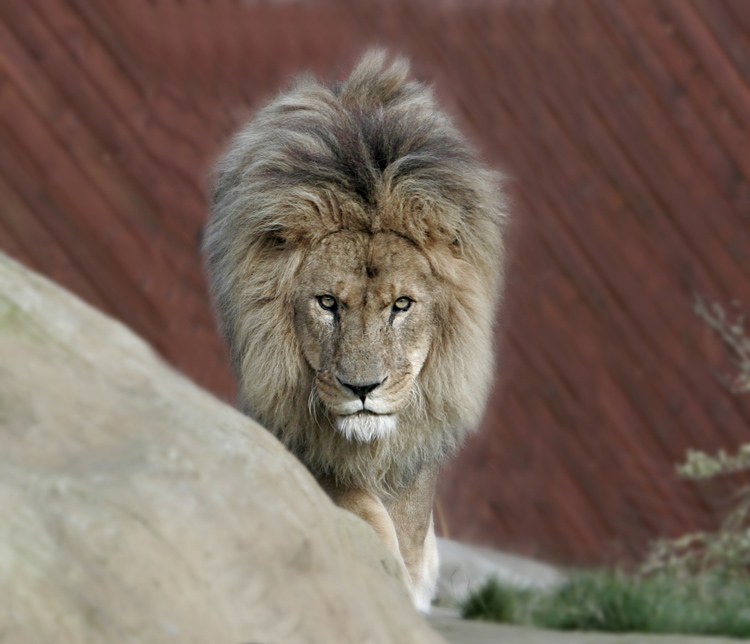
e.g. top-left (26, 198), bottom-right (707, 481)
top-left (1, 0), bottom-right (749, 565)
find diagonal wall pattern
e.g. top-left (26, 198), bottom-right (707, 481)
top-left (0, 0), bottom-right (749, 564)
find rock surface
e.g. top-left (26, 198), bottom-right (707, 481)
top-left (0, 252), bottom-right (444, 644)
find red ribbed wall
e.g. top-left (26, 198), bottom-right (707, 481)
top-left (1, 0), bottom-right (749, 564)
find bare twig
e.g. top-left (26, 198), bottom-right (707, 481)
top-left (694, 296), bottom-right (750, 394)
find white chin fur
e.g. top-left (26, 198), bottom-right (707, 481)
top-left (336, 414), bottom-right (397, 443)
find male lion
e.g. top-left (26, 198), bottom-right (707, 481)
top-left (204, 51), bottom-right (506, 612)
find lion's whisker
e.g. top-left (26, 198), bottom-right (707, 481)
top-left (308, 381), bottom-right (326, 432)
top-left (406, 380), bottom-right (426, 421)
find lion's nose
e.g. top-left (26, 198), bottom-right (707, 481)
top-left (337, 378), bottom-right (384, 402)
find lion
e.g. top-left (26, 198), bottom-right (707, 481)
top-left (203, 51), bottom-right (507, 613)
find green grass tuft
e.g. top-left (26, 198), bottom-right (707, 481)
top-left (531, 572), bottom-right (652, 633)
top-left (460, 571), bottom-right (750, 638)
top-left (459, 578), bottom-right (527, 623)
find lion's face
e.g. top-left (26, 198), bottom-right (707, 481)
top-left (294, 231), bottom-right (441, 443)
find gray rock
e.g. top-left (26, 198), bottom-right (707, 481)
top-left (0, 252), bottom-right (444, 644)
top-left (435, 538), bottom-right (565, 607)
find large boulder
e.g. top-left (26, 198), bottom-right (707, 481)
top-left (0, 252), bottom-right (444, 644)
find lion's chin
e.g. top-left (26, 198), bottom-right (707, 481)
top-left (335, 413), bottom-right (397, 443)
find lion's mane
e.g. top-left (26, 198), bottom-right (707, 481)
top-left (204, 51), bottom-right (507, 493)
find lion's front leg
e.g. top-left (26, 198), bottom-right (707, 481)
top-left (333, 487), bottom-right (416, 599)
top-left (410, 511), bottom-right (439, 613)
top-left (384, 463), bottom-right (440, 614)
top-left (319, 465), bottom-right (440, 613)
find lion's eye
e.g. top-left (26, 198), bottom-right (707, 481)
top-left (392, 297), bottom-right (413, 312)
top-left (317, 295), bottom-right (337, 312)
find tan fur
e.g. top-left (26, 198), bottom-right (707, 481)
top-left (204, 50), bottom-right (507, 610)
top-left (333, 487), bottom-right (415, 595)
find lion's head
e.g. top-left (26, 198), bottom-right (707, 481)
top-left (295, 230), bottom-right (441, 443)
top-left (204, 51), bottom-right (507, 492)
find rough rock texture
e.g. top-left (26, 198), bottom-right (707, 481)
top-left (0, 252), bottom-right (444, 644)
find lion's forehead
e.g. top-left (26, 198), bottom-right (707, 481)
top-left (309, 231), bottom-right (431, 277)
top-left (302, 231), bottom-right (434, 300)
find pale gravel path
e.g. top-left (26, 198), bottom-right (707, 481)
top-left (435, 538), bottom-right (565, 607)
top-left (429, 614), bottom-right (741, 644)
